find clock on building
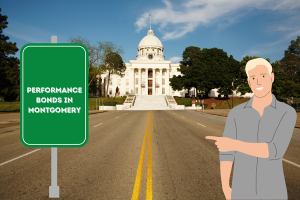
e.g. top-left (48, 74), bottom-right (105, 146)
top-left (148, 54), bottom-right (153, 60)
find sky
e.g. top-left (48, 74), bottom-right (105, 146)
top-left (2, 0), bottom-right (300, 64)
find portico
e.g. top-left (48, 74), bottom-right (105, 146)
top-left (132, 64), bottom-right (170, 95)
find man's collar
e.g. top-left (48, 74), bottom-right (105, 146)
top-left (244, 93), bottom-right (277, 109)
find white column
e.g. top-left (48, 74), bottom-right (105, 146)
top-left (131, 68), bottom-right (135, 95)
top-left (152, 68), bottom-right (156, 95)
top-left (146, 68), bottom-right (148, 95)
top-left (166, 68), bottom-right (170, 95)
top-left (159, 69), bottom-right (162, 95)
top-left (106, 76), bottom-right (109, 96)
top-left (139, 68), bottom-right (141, 95)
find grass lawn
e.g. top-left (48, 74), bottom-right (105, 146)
top-left (89, 96), bottom-right (126, 110)
top-left (0, 97), bottom-right (127, 112)
top-left (214, 98), bottom-right (249, 109)
top-left (0, 102), bottom-right (20, 112)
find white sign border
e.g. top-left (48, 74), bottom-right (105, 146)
top-left (21, 45), bottom-right (87, 146)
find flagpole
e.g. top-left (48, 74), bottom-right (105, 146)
top-left (150, 14), bottom-right (151, 30)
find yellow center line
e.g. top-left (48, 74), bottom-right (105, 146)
top-left (131, 111), bottom-right (151, 200)
top-left (146, 111), bottom-right (153, 200)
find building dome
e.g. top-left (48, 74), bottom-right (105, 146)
top-left (138, 30), bottom-right (163, 48)
top-left (136, 29), bottom-right (164, 61)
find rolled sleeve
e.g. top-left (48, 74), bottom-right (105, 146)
top-left (267, 108), bottom-right (297, 160)
top-left (220, 110), bottom-right (237, 162)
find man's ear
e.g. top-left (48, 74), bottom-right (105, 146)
top-left (271, 73), bottom-right (274, 83)
top-left (248, 78), bottom-right (251, 86)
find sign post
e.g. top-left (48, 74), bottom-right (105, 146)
top-left (20, 36), bottom-right (89, 198)
top-left (49, 36), bottom-right (59, 198)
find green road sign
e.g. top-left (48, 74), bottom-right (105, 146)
top-left (20, 43), bottom-right (89, 147)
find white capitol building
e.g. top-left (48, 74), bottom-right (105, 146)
top-left (98, 28), bottom-right (254, 99)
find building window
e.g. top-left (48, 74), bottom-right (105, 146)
top-left (162, 78), bottom-right (165, 85)
top-left (118, 79), bottom-right (121, 86)
top-left (136, 87), bottom-right (138, 94)
top-left (162, 88), bottom-right (165, 94)
top-left (126, 79), bottom-right (129, 86)
top-left (126, 72), bottom-right (129, 77)
top-left (126, 88), bottom-right (129, 95)
top-left (109, 90), bottom-right (112, 95)
top-left (136, 78), bottom-right (138, 85)
top-left (109, 80), bottom-right (112, 85)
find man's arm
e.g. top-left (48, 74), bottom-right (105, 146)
top-left (218, 110), bottom-right (236, 200)
top-left (220, 161), bottom-right (233, 189)
top-left (220, 161), bottom-right (233, 200)
top-left (234, 140), bottom-right (269, 158)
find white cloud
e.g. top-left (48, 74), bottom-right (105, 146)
top-left (135, 0), bottom-right (300, 40)
top-left (169, 56), bottom-right (182, 63)
top-left (3, 19), bottom-right (54, 43)
top-left (3, 29), bottom-right (43, 43)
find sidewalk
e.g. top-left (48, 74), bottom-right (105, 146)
top-left (193, 109), bottom-right (300, 129)
top-left (88, 110), bottom-right (108, 115)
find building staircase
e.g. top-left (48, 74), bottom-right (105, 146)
top-left (128, 95), bottom-right (171, 110)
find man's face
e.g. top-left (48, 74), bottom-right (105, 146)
top-left (247, 65), bottom-right (274, 98)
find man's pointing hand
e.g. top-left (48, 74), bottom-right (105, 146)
top-left (205, 136), bottom-right (237, 152)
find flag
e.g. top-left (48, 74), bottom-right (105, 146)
top-left (149, 14), bottom-right (151, 21)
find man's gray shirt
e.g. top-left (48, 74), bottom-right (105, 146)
top-left (219, 93), bottom-right (297, 199)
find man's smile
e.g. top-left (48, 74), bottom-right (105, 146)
top-left (257, 87), bottom-right (263, 90)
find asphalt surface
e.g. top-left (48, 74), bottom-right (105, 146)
top-left (0, 110), bottom-right (299, 199)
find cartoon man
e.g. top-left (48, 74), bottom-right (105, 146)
top-left (206, 58), bottom-right (297, 199)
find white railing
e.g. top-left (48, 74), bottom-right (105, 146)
top-left (165, 95), bottom-right (176, 110)
top-left (123, 95), bottom-right (136, 110)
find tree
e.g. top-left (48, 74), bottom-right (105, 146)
top-left (196, 48), bottom-right (240, 98)
top-left (89, 72), bottom-right (98, 96)
top-left (279, 36), bottom-right (300, 98)
top-left (88, 64), bottom-right (103, 96)
top-left (0, 8), bottom-right (20, 101)
top-left (214, 53), bottom-right (241, 98)
top-left (170, 46), bottom-right (240, 98)
top-left (170, 46), bottom-right (203, 96)
top-left (67, 36), bottom-right (124, 87)
top-left (104, 52), bottom-right (126, 98)
top-left (270, 61), bottom-right (287, 99)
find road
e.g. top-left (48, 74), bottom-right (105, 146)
top-left (0, 110), bottom-right (299, 199)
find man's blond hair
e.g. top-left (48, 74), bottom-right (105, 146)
top-left (245, 58), bottom-right (272, 78)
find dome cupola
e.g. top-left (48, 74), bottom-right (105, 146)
top-left (136, 29), bottom-right (165, 61)
top-left (138, 30), bottom-right (163, 48)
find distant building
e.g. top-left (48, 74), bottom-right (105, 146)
top-left (97, 29), bottom-right (253, 98)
